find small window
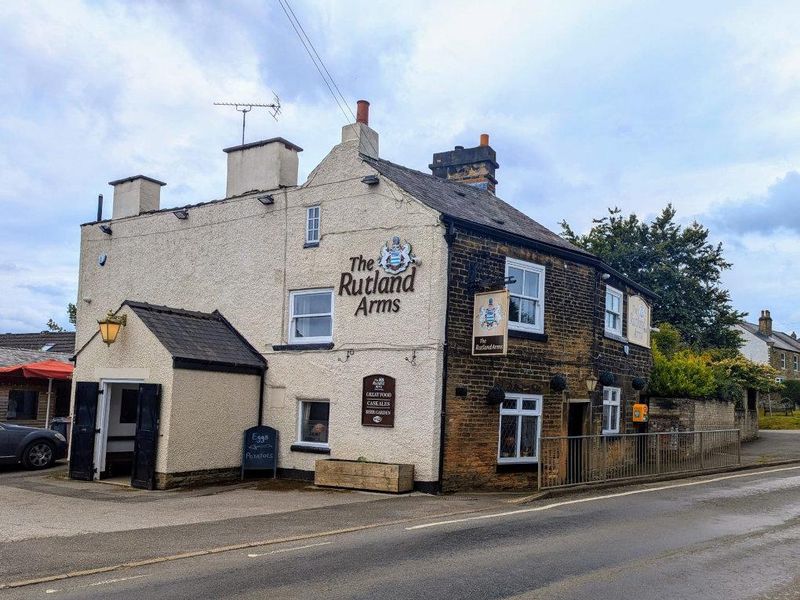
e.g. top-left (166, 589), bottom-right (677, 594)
top-left (498, 394), bottom-right (542, 463)
top-left (602, 387), bottom-right (621, 435)
top-left (505, 258), bottom-right (545, 334)
top-left (781, 353), bottom-right (787, 369)
top-left (119, 389), bottom-right (138, 424)
top-left (794, 355), bottom-right (798, 371)
top-left (7, 390), bottom-right (38, 420)
top-left (605, 286), bottom-right (624, 336)
top-left (306, 206), bottom-right (320, 245)
top-left (289, 289), bottom-right (333, 344)
top-left (40, 343), bottom-right (55, 352)
top-left (297, 400), bottom-right (330, 447)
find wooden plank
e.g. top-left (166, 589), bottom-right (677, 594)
top-left (315, 460), bottom-right (415, 493)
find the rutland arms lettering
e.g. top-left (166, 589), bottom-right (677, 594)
top-left (339, 255), bottom-right (416, 316)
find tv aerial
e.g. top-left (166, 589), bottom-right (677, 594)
top-left (214, 93), bottom-right (281, 145)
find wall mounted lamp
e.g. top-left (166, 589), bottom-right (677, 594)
top-left (98, 311), bottom-right (127, 346)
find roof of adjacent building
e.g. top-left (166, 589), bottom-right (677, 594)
top-left (364, 156), bottom-right (592, 257)
top-left (364, 156), bottom-right (657, 298)
top-left (123, 301), bottom-right (266, 374)
top-left (738, 321), bottom-right (800, 353)
top-left (0, 347), bottom-right (72, 368)
top-left (0, 332), bottom-right (76, 354)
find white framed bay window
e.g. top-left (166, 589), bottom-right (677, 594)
top-left (289, 289), bottom-right (333, 344)
top-left (602, 387), bottom-right (621, 435)
top-left (296, 400), bottom-right (330, 448)
top-left (498, 394), bottom-right (542, 463)
top-left (605, 286), bottom-right (623, 337)
top-left (305, 205), bottom-right (320, 245)
top-left (505, 257), bottom-right (545, 333)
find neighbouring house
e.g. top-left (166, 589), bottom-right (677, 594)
top-left (70, 101), bottom-right (653, 491)
top-left (0, 331), bottom-right (76, 354)
top-left (0, 347), bottom-right (73, 428)
top-left (736, 310), bottom-right (800, 383)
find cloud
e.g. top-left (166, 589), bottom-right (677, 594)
top-left (708, 171), bottom-right (800, 234)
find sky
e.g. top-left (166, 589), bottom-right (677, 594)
top-left (2, 0), bottom-right (800, 334)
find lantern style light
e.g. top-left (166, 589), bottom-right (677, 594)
top-left (585, 373), bottom-right (599, 393)
top-left (98, 311), bottom-right (127, 346)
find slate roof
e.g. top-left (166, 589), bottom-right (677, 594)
top-left (0, 347), bottom-right (72, 368)
top-left (363, 156), bottom-right (594, 258)
top-left (124, 301), bottom-right (266, 373)
top-left (738, 322), bottom-right (800, 353)
top-left (0, 332), bottom-right (75, 354)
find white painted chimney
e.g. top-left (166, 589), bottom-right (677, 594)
top-left (223, 137), bottom-right (303, 197)
top-left (109, 175), bottom-right (166, 219)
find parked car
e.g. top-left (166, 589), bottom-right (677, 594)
top-left (0, 423), bottom-right (67, 469)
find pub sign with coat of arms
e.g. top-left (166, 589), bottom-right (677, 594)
top-left (472, 289), bottom-right (509, 356)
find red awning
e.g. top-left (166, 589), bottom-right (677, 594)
top-left (0, 359), bottom-right (73, 380)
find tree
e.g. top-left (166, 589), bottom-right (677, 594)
top-left (561, 205), bottom-right (745, 350)
top-left (46, 319), bottom-right (65, 332)
top-left (67, 303), bottom-right (77, 326)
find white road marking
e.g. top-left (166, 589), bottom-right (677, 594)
top-left (247, 541), bottom-right (332, 557)
top-left (42, 574), bottom-right (147, 594)
top-left (406, 465), bottom-right (800, 531)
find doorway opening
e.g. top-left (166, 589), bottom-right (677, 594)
top-left (566, 401), bottom-right (589, 485)
top-left (97, 382), bottom-right (140, 481)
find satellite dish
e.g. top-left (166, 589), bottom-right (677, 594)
top-left (98, 253), bottom-right (107, 266)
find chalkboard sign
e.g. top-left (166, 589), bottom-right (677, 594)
top-left (241, 425), bottom-right (278, 479)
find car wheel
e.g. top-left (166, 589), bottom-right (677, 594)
top-left (22, 441), bottom-right (55, 470)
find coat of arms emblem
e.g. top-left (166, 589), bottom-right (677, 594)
top-left (379, 236), bottom-right (418, 274)
top-left (478, 297), bottom-right (503, 329)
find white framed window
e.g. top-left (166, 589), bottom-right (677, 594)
top-left (781, 353), bottom-right (787, 369)
top-left (289, 289), bottom-right (333, 344)
top-left (505, 257), bottom-right (545, 334)
top-left (602, 387), bottom-right (621, 435)
top-left (305, 205), bottom-right (320, 245)
top-left (605, 286), bottom-right (624, 336)
top-left (296, 400), bottom-right (330, 448)
top-left (794, 355), bottom-right (798, 371)
top-left (498, 394), bottom-right (542, 463)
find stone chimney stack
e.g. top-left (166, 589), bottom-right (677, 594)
top-left (341, 100), bottom-right (379, 159)
top-left (758, 309), bottom-right (773, 336)
top-left (429, 134), bottom-right (499, 193)
top-left (109, 175), bottom-right (166, 219)
top-left (223, 137), bottom-right (303, 198)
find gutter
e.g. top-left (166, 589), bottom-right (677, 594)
top-left (439, 215), bottom-right (659, 301)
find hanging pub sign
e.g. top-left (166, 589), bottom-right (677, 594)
top-left (627, 295), bottom-right (651, 348)
top-left (472, 289), bottom-right (509, 356)
top-left (362, 374), bottom-right (396, 427)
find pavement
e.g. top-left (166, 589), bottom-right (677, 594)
top-left (2, 464), bottom-right (800, 599)
top-left (740, 429), bottom-right (800, 465)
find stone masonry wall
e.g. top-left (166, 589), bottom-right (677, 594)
top-left (441, 225), bottom-right (652, 491)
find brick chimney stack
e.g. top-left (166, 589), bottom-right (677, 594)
top-left (758, 309), bottom-right (773, 336)
top-left (429, 134), bottom-right (499, 194)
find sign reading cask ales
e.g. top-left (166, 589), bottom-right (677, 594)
top-left (472, 289), bottom-right (509, 356)
top-left (362, 374), bottom-right (396, 427)
top-left (627, 295), bottom-right (651, 348)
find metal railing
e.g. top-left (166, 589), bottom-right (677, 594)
top-left (538, 429), bottom-right (741, 489)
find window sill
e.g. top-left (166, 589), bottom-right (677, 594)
top-left (509, 329), bottom-right (548, 342)
top-left (290, 444), bottom-right (331, 454)
top-left (496, 462), bottom-right (538, 473)
top-left (303, 241), bottom-right (319, 249)
top-left (604, 332), bottom-right (628, 344)
top-left (272, 342), bottom-right (335, 352)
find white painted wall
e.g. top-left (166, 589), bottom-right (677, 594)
top-left (73, 125), bottom-right (449, 483)
top-left (735, 325), bottom-right (770, 364)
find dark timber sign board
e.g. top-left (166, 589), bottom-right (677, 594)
top-left (362, 374), bottom-right (396, 427)
top-left (241, 425), bottom-right (278, 479)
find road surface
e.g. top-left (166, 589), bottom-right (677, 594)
top-left (5, 465), bottom-right (800, 599)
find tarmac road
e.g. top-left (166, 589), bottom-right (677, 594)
top-left (6, 464), bottom-right (800, 599)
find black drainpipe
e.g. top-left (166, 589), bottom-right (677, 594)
top-left (437, 218), bottom-right (456, 493)
top-left (257, 369), bottom-right (266, 426)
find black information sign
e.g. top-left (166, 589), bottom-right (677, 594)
top-left (362, 374), bottom-right (396, 427)
top-left (241, 425), bottom-right (278, 479)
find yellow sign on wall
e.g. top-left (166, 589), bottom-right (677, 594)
top-left (627, 295), bottom-right (651, 348)
top-left (472, 289), bottom-right (509, 356)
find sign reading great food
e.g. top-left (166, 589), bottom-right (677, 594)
top-left (472, 289), bottom-right (509, 356)
top-left (627, 295), bottom-right (651, 348)
top-left (339, 236), bottom-right (420, 317)
top-left (362, 374), bottom-right (396, 427)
